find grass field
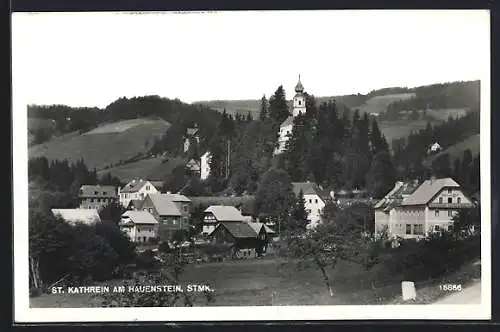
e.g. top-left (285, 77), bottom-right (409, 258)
top-left (379, 119), bottom-right (441, 149)
top-left (97, 156), bottom-right (185, 183)
top-left (358, 93), bottom-right (416, 115)
top-left (423, 134), bottom-right (480, 167)
top-left (28, 118), bottom-right (171, 170)
top-left (29, 254), bottom-right (481, 308)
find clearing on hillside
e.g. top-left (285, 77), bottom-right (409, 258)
top-left (97, 156), bottom-right (186, 183)
top-left (28, 118), bottom-right (171, 170)
top-left (379, 119), bottom-right (441, 150)
top-left (358, 93), bottom-right (416, 115)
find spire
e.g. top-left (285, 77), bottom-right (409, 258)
top-left (295, 74), bottom-right (304, 93)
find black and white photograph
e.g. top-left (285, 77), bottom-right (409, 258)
top-left (12, 9), bottom-right (491, 322)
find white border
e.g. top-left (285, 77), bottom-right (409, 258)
top-left (13, 10), bottom-right (491, 323)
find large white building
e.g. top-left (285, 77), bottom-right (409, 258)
top-left (374, 177), bottom-right (475, 239)
top-left (274, 76), bottom-right (307, 155)
top-left (118, 179), bottom-right (159, 208)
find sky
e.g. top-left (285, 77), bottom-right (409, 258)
top-left (12, 10), bottom-right (490, 108)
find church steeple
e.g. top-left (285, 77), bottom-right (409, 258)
top-left (295, 74), bottom-right (304, 93)
top-left (292, 74), bottom-right (306, 117)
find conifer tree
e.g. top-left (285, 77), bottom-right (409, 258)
top-left (288, 189), bottom-right (309, 232)
top-left (259, 95), bottom-right (268, 121)
top-left (366, 150), bottom-right (396, 199)
top-left (269, 85), bottom-right (289, 123)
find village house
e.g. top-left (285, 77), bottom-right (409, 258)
top-left (51, 208), bottom-right (101, 226)
top-left (201, 205), bottom-right (252, 235)
top-left (291, 182), bottom-right (331, 229)
top-left (183, 124), bottom-right (200, 153)
top-left (274, 75), bottom-right (307, 155)
top-left (200, 151), bottom-right (211, 180)
top-left (185, 158), bottom-right (201, 176)
top-left (118, 179), bottom-right (159, 208)
top-left (139, 193), bottom-right (191, 241)
top-left (78, 185), bottom-right (117, 210)
top-left (119, 210), bottom-right (159, 243)
top-left (126, 199), bottom-right (143, 211)
top-left (374, 177), bottom-right (475, 239)
top-left (209, 221), bottom-right (276, 259)
top-left (427, 142), bottom-right (442, 154)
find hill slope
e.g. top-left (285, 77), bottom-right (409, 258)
top-left (28, 118), bottom-right (171, 170)
top-left (423, 134), bottom-right (480, 167)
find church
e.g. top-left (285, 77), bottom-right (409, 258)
top-left (273, 76), bottom-right (307, 155)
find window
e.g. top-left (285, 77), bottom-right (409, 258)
top-left (405, 224), bottom-right (412, 235)
top-left (448, 224), bottom-right (453, 232)
top-left (298, 100), bottom-right (302, 106)
top-left (94, 191), bottom-right (98, 195)
top-left (287, 130), bottom-right (290, 135)
top-left (173, 220), bottom-right (177, 225)
top-left (448, 210), bottom-right (453, 217)
top-left (457, 197), bottom-right (461, 204)
top-left (315, 199), bottom-right (318, 203)
top-left (307, 209), bottom-right (312, 214)
top-left (103, 192), bottom-right (107, 196)
top-left (183, 205), bottom-right (188, 212)
top-left (309, 199), bottom-right (312, 204)
top-left (146, 185), bottom-right (150, 190)
top-left (448, 189), bottom-right (452, 194)
top-left (435, 210), bottom-right (440, 216)
top-left (434, 225), bottom-right (440, 231)
top-left (439, 197), bottom-right (443, 203)
top-left (414, 224), bottom-right (424, 235)
top-left (448, 197), bottom-right (452, 204)
top-left (90, 198), bottom-right (94, 203)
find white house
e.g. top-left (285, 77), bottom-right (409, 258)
top-left (274, 75), bottom-right (307, 155)
top-left (427, 142), bottom-right (442, 154)
top-left (292, 182), bottom-right (330, 229)
top-left (374, 177), bottom-right (475, 239)
top-left (118, 179), bottom-right (159, 208)
top-left (200, 151), bottom-right (211, 180)
top-left (119, 210), bottom-right (159, 243)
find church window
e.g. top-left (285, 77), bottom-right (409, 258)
top-left (298, 100), bottom-right (301, 105)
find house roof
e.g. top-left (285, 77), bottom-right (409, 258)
top-left (146, 194), bottom-right (183, 216)
top-left (280, 115), bottom-right (294, 128)
top-left (186, 128), bottom-right (199, 136)
top-left (120, 179), bottom-right (153, 193)
top-left (401, 177), bottom-right (460, 206)
top-left (204, 205), bottom-right (246, 222)
top-left (79, 185), bottom-right (117, 198)
top-left (213, 222), bottom-right (258, 238)
top-left (51, 208), bottom-right (101, 225)
top-left (292, 182), bottom-right (330, 201)
top-left (247, 222), bottom-right (276, 235)
top-left (120, 210), bottom-right (158, 225)
top-left (149, 181), bottom-right (164, 189)
top-left (164, 193), bottom-right (191, 202)
top-left (127, 199), bottom-right (143, 209)
top-left (374, 180), bottom-right (420, 210)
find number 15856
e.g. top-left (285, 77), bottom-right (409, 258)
top-left (439, 284), bottom-right (462, 291)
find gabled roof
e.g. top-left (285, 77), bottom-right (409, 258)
top-left (146, 194), bottom-right (183, 216)
top-left (292, 182), bottom-right (331, 202)
top-left (213, 222), bottom-right (258, 239)
top-left (374, 180), bottom-right (420, 210)
top-left (79, 185), bottom-right (117, 198)
top-left (120, 179), bottom-right (155, 194)
top-left (120, 210), bottom-right (158, 225)
top-left (401, 177), bottom-right (460, 206)
top-left (247, 222), bottom-right (276, 235)
top-left (51, 208), bottom-right (101, 225)
top-left (204, 205), bottom-right (246, 222)
top-left (186, 128), bottom-right (199, 136)
top-left (280, 116), bottom-right (294, 128)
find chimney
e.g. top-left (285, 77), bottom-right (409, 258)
top-left (430, 175), bottom-right (436, 183)
top-left (330, 190), bottom-right (335, 199)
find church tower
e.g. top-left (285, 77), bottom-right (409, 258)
top-left (292, 75), bottom-right (306, 117)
